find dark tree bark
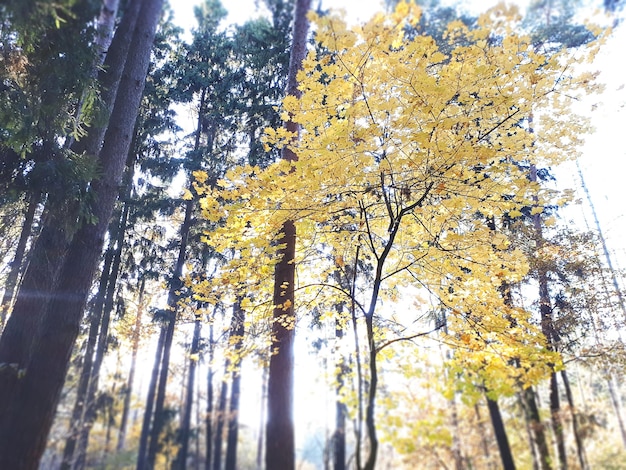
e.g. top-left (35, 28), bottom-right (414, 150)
top-left (0, 0), bottom-right (163, 467)
top-left (265, 1), bottom-right (311, 469)
top-left (174, 317), bottom-right (202, 470)
top-left (486, 396), bottom-right (516, 470)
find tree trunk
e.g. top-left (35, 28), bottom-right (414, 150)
top-left (225, 301), bottom-right (246, 470)
top-left (174, 318), bottom-right (202, 470)
top-left (0, 0), bottom-right (162, 466)
top-left (530, 164), bottom-right (566, 470)
top-left (213, 368), bottom-right (228, 470)
top-left (265, 1), bottom-right (311, 469)
top-left (486, 396), bottom-right (516, 470)
top-left (118, 276), bottom-right (146, 451)
top-left (206, 320), bottom-right (215, 470)
top-left (0, 0), bottom-right (142, 426)
top-left (136, 323), bottom-right (166, 470)
top-left (0, 193), bottom-right (38, 326)
top-left (62, 159), bottom-right (134, 470)
top-left (146, 198), bottom-right (194, 469)
top-left (474, 403), bottom-right (493, 468)
top-left (561, 370), bottom-right (587, 469)
top-left (333, 318), bottom-right (347, 470)
top-left (256, 362), bottom-right (268, 470)
top-left (74, 159), bottom-right (134, 470)
top-left (60, 237), bottom-right (117, 470)
top-left (524, 386), bottom-right (553, 470)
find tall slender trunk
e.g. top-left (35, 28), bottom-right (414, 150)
top-left (486, 396), bottom-right (516, 470)
top-left (0, 193), bottom-right (38, 326)
top-left (561, 370), bottom-right (587, 469)
top-left (333, 316), bottom-right (347, 470)
top-left (607, 374), bottom-right (626, 448)
top-left (137, 325), bottom-right (166, 470)
top-left (146, 199), bottom-right (194, 469)
top-left (225, 301), bottom-right (245, 470)
top-left (474, 403), bottom-right (493, 468)
top-left (518, 392), bottom-right (540, 470)
top-left (450, 397), bottom-right (464, 470)
top-left (524, 386), bottom-right (553, 470)
top-left (118, 276), bottom-right (146, 451)
top-left (174, 318), bottom-right (202, 470)
top-left (530, 164), bottom-right (566, 470)
top-left (265, 2), bottom-right (311, 469)
top-left (60, 240), bottom-right (116, 470)
top-left (0, 1), bottom-right (162, 467)
top-left (206, 321), bottom-right (215, 470)
top-left (212, 368), bottom-right (228, 470)
top-left (256, 363), bottom-right (268, 470)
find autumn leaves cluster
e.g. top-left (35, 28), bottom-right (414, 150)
top-left (192, 3), bottom-right (599, 401)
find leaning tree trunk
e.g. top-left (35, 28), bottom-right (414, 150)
top-left (265, 2), bottom-right (311, 469)
top-left (62, 159), bottom-right (134, 470)
top-left (73, 153), bottom-right (135, 470)
top-left (0, 0), bottom-right (163, 467)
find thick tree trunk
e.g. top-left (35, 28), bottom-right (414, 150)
top-left (63, 160), bottom-right (133, 469)
top-left (60, 238), bottom-right (117, 470)
top-left (265, 1), bottom-right (311, 469)
top-left (74, 158), bottom-right (134, 469)
top-left (174, 318), bottom-right (202, 470)
top-left (486, 396), bottom-right (516, 470)
top-left (225, 302), bottom-right (246, 470)
top-left (0, 1), bottom-right (162, 466)
top-left (118, 276), bottom-right (146, 451)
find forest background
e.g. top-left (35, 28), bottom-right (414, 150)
top-left (1, 0), bottom-right (626, 469)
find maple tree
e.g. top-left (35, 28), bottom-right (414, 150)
top-left (194, 2), bottom-right (600, 468)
